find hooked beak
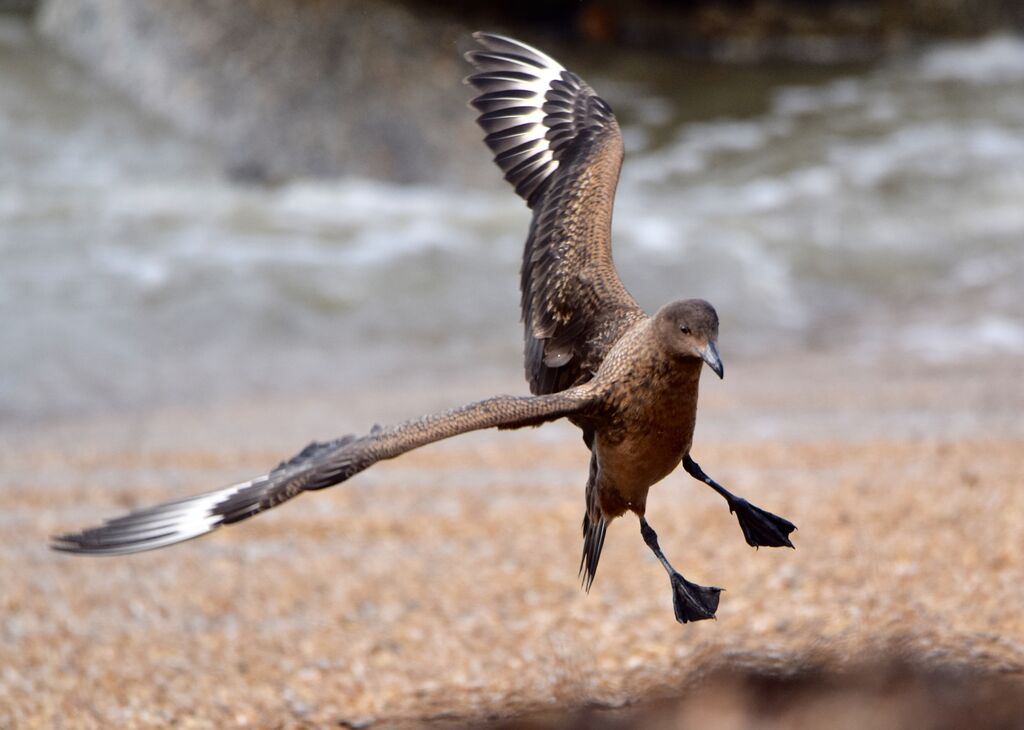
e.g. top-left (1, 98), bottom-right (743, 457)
top-left (701, 341), bottom-right (724, 379)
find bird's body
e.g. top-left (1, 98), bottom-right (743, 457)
top-left (54, 33), bottom-right (796, 623)
top-left (592, 333), bottom-right (703, 517)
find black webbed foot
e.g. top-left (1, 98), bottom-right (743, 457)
top-left (670, 573), bottom-right (722, 623)
top-left (729, 498), bottom-right (797, 549)
top-left (640, 516), bottom-right (722, 624)
top-left (683, 456), bottom-right (797, 549)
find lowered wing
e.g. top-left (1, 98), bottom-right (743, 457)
top-left (52, 388), bottom-right (597, 555)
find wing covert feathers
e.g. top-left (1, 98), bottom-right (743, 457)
top-left (52, 390), bottom-right (595, 555)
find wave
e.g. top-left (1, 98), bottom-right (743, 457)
top-left (2, 23), bottom-right (1023, 420)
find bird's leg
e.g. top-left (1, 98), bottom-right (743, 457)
top-left (682, 455), bottom-right (796, 549)
top-left (639, 517), bottom-right (722, 623)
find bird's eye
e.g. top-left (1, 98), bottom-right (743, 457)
top-left (679, 326), bottom-right (691, 335)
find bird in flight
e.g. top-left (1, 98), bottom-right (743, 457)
top-left (53, 33), bottom-right (796, 623)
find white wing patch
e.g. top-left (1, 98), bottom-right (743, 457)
top-left (51, 477), bottom-right (266, 555)
top-left (53, 434), bottom-right (362, 555)
top-left (465, 33), bottom-right (567, 206)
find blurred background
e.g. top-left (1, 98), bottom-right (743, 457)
top-left (2, 2), bottom-right (1024, 728)
top-left (1, 0), bottom-right (1021, 425)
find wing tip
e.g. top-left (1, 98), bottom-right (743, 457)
top-left (470, 31), bottom-right (512, 47)
top-left (48, 522), bottom-right (216, 556)
top-left (49, 534), bottom-right (84, 554)
top-left (49, 532), bottom-right (141, 556)
top-left (464, 32), bottom-right (569, 207)
top-left (49, 482), bottom-right (248, 557)
top-left (464, 30), bottom-right (621, 211)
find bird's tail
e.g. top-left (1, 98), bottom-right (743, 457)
top-left (578, 451), bottom-right (607, 591)
top-left (579, 512), bottom-right (608, 592)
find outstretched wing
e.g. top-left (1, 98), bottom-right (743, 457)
top-left (466, 33), bottom-right (645, 395)
top-left (52, 389), bottom-right (597, 555)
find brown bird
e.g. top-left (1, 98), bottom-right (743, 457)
top-left (52, 33), bottom-right (796, 623)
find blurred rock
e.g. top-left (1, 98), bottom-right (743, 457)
top-left (31, 0), bottom-right (1024, 182)
top-left (473, 661), bottom-right (1024, 730)
top-left (0, 1), bottom-right (36, 12)
top-left (539, 0), bottom-right (1024, 63)
top-left (36, 0), bottom-right (485, 183)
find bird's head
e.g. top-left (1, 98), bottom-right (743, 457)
top-left (654, 299), bottom-right (723, 379)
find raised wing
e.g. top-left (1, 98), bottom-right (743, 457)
top-left (466, 33), bottom-right (645, 395)
top-left (52, 388), bottom-right (597, 555)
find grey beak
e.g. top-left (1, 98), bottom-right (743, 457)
top-left (701, 341), bottom-right (724, 379)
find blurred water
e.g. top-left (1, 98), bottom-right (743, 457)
top-left (1, 17), bottom-right (1022, 422)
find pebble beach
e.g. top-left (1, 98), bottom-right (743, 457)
top-left (4, 353), bottom-right (1023, 728)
